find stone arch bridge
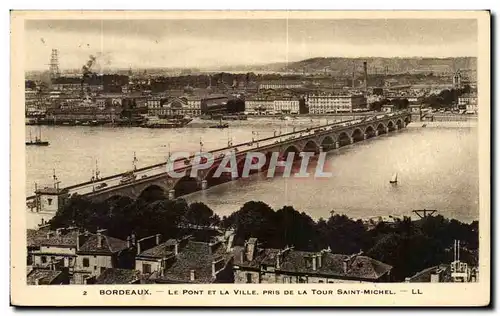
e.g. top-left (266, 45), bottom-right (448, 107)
top-left (78, 112), bottom-right (411, 204)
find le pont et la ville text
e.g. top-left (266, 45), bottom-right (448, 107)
top-left (100, 289), bottom-right (396, 296)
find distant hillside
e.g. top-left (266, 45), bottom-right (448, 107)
top-left (213, 57), bottom-right (477, 75)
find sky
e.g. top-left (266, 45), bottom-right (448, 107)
top-left (24, 19), bottom-right (478, 71)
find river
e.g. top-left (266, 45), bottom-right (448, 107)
top-left (25, 117), bottom-right (479, 228)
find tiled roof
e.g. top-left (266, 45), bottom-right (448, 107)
top-left (78, 234), bottom-right (129, 254)
top-left (27, 228), bottom-right (51, 247)
top-left (234, 247), bottom-right (392, 281)
top-left (137, 239), bottom-right (176, 259)
top-left (40, 231), bottom-right (79, 248)
top-left (27, 269), bottom-right (63, 285)
top-left (406, 264), bottom-right (452, 283)
top-left (158, 241), bottom-right (231, 284)
top-left (95, 269), bottom-right (140, 284)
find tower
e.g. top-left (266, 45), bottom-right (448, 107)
top-left (49, 49), bottom-right (60, 79)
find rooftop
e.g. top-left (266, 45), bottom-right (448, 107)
top-left (234, 246), bottom-right (393, 281)
top-left (27, 227), bottom-right (51, 248)
top-left (27, 268), bottom-right (63, 285)
top-left (137, 239), bottom-right (177, 259)
top-left (78, 233), bottom-right (129, 254)
top-left (95, 268), bottom-right (140, 284)
top-left (40, 230), bottom-right (79, 248)
top-left (406, 264), bottom-right (452, 283)
top-left (157, 240), bottom-right (231, 284)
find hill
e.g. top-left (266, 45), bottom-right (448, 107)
top-left (211, 57), bottom-right (477, 76)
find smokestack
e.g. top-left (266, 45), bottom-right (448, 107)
top-left (363, 61), bottom-right (368, 95)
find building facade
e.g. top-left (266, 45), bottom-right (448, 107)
top-left (245, 97), bottom-right (275, 113)
top-left (73, 229), bottom-right (133, 284)
top-left (307, 94), bottom-right (367, 114)
top-left (273, 98), bottom-right (300, 114)
top-left (458, 94), bottom-right (478, 113)
top-left (259, 81), bottom-right (303, 90)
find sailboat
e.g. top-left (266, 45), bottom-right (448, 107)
top-left (389, 172), bottom-right (398, 184)
top-left (26, 127), bottom-right (49, 146)
top-left (209, 117), bottom-right (229, 129)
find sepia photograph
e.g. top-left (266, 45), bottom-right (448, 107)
top-left (10, 10), bottom-right (490, 306)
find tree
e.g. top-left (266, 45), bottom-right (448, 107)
top-left (274, 206), bottom-right (318, 251)
top-left (223, 201), bottom-right (278, 247)
top-left (184, 202), bottom-right (217, 227)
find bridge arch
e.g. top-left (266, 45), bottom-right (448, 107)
top-left (138, 184), bottom-right (167, 202)
top-left (173, 175), bottom-right (199, 197)
top-left (320, 135), bottom-right (336, 151)
top-left (351, 128), bottom-right (365, 143)
top-left (364, 125), bottom-right (376, 139)
top-left (204, 161), bottom-right (234, 188)
top-left (259, 152), bottom-right (274, 173)
top-left (404, 116), bottom-right (411, 126)
top-left (387, 120), bottom-right (395, 131)
top-left (337, 131), bottom-right (351, 147)
top-left (302, 139), bottom-right (320, 154)
top-left (282, 144), bottom-right (301, 162)
top-left (376, 123), bottom-right (387, 135)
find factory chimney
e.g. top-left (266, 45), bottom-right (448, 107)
top-left (363, 61), bottom-right (368, 96)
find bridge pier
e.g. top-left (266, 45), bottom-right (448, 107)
top-left (334, 142), bottom-right (340, 149)
top-left (201, 180), bottom-right (208, 190)
top-left (363, 133), bottom-right (368, 140)
top-left (375, 131), bottom-right (379, 136)
top-left (349, 136), bottom-right (354, 144)
top-left (319, 145), bottom-right (324, 152)
top-left (168, 189), bottom-right (176, 200)
top-left (385, 127), bottom-right (389, 133)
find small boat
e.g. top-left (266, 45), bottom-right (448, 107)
top-left (389, 172), bottom-right (398, 184)
top-left (209, 118), bottom-right (229, 129)
top-left (25, 128), bottom-right (49, 146)
top-left (422, 124), bottom-right (427, 128)
top-left (209, 122), bottom-right (229, 129)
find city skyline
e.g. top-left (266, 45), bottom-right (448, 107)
top-left (25, 19), bottom-right (478, 71)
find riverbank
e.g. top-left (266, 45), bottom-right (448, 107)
top-left (408, 120), bottom-right (478, 128)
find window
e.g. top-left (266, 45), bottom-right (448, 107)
top-left (82, 258), bottom-right (90, 267)
top-left (94, 266), bottom-right (97, 270)
top-left (318, 280), bottom-right (324, 283)
top-left (100, 267), bottom-right (106, 274)
top-left (246, 273), bottom-right (253, 283)
top-left (142, 263), bottom-right (152, 274)
top-left (41, 256), bottom-right (47, 263)
top-left (47, 198), bottom-right (52, 206)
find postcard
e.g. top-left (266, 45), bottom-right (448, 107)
top-left (10, 10), bottom-right (490, 307)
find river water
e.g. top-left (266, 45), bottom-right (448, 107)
top-left (25, 117), bottom-right (479, 228)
